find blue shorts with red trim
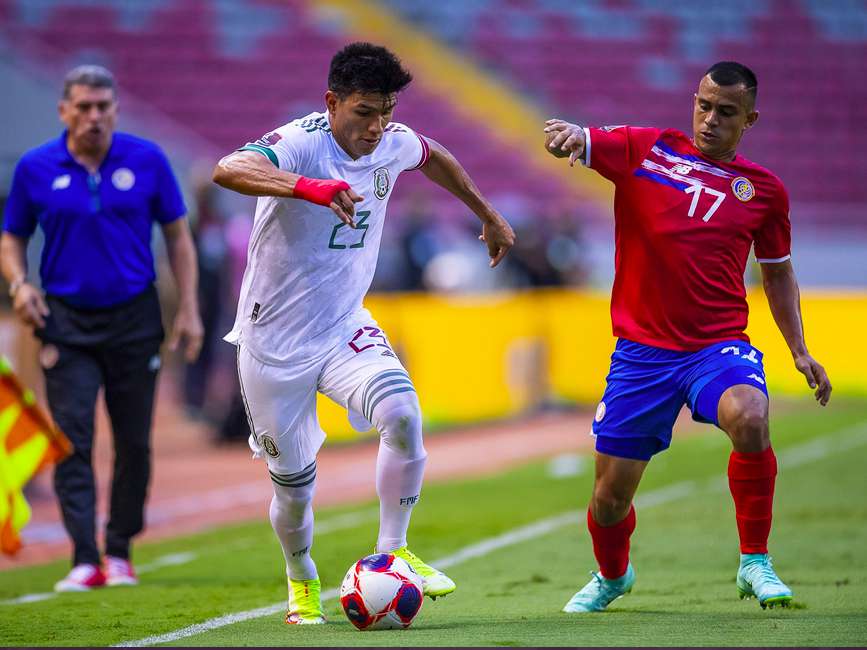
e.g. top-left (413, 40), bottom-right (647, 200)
top-left (592, 338), bottom-right (769, 461)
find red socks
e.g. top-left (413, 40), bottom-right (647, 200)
top-left (587, 505), bottom-right (635, 580)
top-left (728, 447), bottom-right (777, 554)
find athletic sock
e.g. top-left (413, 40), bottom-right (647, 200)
top-left (587, 505), bottom-right (635, 580)
top-left (728, 446), bottom-right (777, 555)
top-left (270, 481), bottom-right (317, 580)
top-left (375, 441), bottom-right (427, 552)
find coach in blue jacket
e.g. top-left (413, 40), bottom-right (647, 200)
top-left (0, 66), bottom-right (203, 591)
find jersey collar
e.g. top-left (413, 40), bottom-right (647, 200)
top-left (55, 129), bottom-right (119, 169)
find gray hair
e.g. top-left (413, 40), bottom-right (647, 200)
top-left (62, 65), bottom-right (116, 98)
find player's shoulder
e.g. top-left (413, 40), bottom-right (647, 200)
top-left (733, 154), bottom-right (788, 197)
top-left (257, 111), bottom-right (333, 152)
top-left (284, 111), bottom-right (332, 137)
top-left (657, 128), bottom-right (693, 148)
top-left (381, 120), bottom-right (420, 149)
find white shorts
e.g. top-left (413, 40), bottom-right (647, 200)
top-left (236, 313), bottom-right (412, 475)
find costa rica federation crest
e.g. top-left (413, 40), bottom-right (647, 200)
top-left (373, 167), bottom-right (390, 199)
top-left (731, 176), bottom-right (755, 202)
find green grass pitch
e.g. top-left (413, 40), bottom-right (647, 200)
top-left (1, 398), bottom-right (866, 646)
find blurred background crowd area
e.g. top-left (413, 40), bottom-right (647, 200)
top-left (1, 0), bottom-right (865, 441)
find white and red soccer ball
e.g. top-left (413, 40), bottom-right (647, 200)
top-left (339, 553), bottom-right (424, 630)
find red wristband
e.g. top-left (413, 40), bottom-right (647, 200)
top-left (293, 176), bottom-right (351, 207)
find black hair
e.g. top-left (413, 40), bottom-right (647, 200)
top-left (328, 42), bottom-right (413, 98)
top-left (62, 64), bottom-right (116, 99)
top-left (705, 61), bottom-right (757, 104)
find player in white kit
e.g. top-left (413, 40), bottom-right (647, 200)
top-left (213, 42), bottom-right (515, 624)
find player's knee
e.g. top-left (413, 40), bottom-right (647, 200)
top-left (591, 487), bottom-right (632, 526)
top-left (372, 394), bottom-right (425, 459)
top-left (271, 482), bottom-right (314, 530)
top-left (729, 408), bottom-right (770, 451)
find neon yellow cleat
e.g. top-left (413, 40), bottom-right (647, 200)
top-left (389, 546), bottom-right (456, 599)
top-left (285, 577), bottom-right (326, 625)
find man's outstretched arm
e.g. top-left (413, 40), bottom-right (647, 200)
top-left (761, 260), bottom-right (832, 405)
top-left (212, 150), bottom-right (363, 227)
top-left (419, 137), bottom-right (515, 267)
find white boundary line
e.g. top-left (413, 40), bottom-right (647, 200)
top-left (107, 421), bottom-right (867, 645)
top-left (2, 511), bottom-right (377, 608)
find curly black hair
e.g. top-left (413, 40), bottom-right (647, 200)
top-left (328, 42), bottom-right (413, 98)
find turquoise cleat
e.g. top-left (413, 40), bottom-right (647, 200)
top-left (562, 563), bottom-right (635, 613)
top-left (736, 553), bottom-right (793, 609)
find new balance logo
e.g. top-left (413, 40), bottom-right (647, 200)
top-left (291, 546), bottom-right (310, 557)
top-left (748, 373), bottom-right (765, 385)
top-left (400, 495), bottom-right (419, 506)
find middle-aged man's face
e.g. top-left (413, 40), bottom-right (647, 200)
top-left (692, 75), bottom-right (758, 161)
top-left (326, 90), bottom-right (397, 159)
top-left (59, 84), bottom-right (117, 154)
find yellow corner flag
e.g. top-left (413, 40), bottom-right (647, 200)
top-left (0, 356), bottom-right (71, 556)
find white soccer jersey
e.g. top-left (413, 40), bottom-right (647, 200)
top-left (225, 111), bottom-right (429, 365)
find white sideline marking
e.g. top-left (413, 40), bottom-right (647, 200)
top-left (0, 592), bottom-right (56, 605)
top-left (108, 420), bottom-right (867, 647)
top-left (114, 484), bottom-right (692, 647)
top-left (2, 511), bottom-right (375, 609)
top-left (137, 552), bottom-right (198, 574)
top-left (547, 453), bottom-right (586, 478)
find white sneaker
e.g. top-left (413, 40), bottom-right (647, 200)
top-left (54, 564), bottom-right (106, 592)
top-left (104, 556), bottom-right (139, 587)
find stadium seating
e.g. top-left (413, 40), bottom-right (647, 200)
top-left (0, 0), bottom-right (584, 221)
top-left (1, 0), bottom-right (864, 225)
top-left (381, 0), bottom-right (867, 223)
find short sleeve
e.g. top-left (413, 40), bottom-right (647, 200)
top-left (754, 182), bottom-right (791, 263)
top-left (238, 123), bottom-right (310, 172)
top-left (150, 147), bottom-right (186, 224)
top-left (2, 158), bottom-right (38, 238)
top-left (400, 129), bottom-right (430, 171)
top-left (584, 126), bottom-right (661, 182)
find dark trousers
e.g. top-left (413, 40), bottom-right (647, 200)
top-left (39, 287), bottom-right (163, 566)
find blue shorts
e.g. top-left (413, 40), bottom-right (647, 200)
top-left (592, 339), bottom-right (769, 461)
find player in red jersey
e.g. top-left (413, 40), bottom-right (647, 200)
top-left (544, 62), bottom-right (832, 612)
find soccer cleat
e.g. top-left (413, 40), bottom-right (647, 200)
top-left (54, 563), bottom-right (106, 592)
top-left (562, 563), bottom-right (635, 613)
top-left (104, 556), bottom-right (139, 587)
top-left (389, 546), bottom-right (456, 599)
top-left (285, 577), bottom-right (326, 625)
top-left (736, 553), bottom-right (793, 609)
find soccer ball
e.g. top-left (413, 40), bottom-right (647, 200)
top-left (339, 553), bottom-right (424, 630)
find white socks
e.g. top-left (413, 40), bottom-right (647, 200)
top-left (372, 399), bottom-right (427, 553)
top-left (270, 477), bottom-right (317, 580)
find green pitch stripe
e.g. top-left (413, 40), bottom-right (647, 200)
top-left (114, 419), bottom-right (867, 647)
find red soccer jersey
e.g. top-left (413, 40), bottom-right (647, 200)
top-left (584, 126), bottom-right (791, 351)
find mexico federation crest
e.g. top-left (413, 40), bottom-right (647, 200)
top-left (373, 167), bottom-right (390, 199)
top-left (731, 176), bottom-right (755, 202)
top-left (261, 435), bottom-right (280, 458)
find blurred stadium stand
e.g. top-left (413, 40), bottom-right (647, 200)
top-left (0, 0), bottom-right (580, 222)
top-left (382, 0), bottom-right (867, 217)
top-left (0, 0), bottom-right (865, 437)
top-left (0, 0), bottom-right (865, 289)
